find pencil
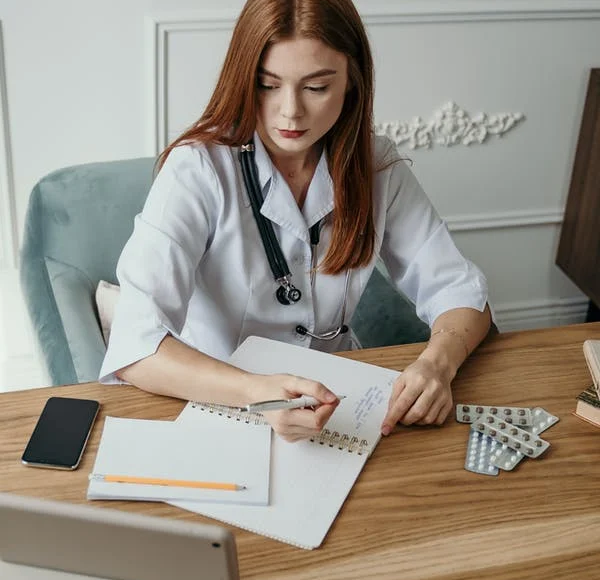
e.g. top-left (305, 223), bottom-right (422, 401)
top-left (90, 473), bottom-right (245, 491)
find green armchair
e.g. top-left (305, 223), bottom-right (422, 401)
top-left (20, 158), bottom-right (430, 386)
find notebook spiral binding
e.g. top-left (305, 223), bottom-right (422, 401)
top-left (190, 402), bottom-right (268, 426)
top-left (190, 402), bottom-right (371, 455)
top-left (310, 429), bottom-right (370, 455)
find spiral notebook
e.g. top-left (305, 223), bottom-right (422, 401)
top-left (172, 336), bottom-right (400, 549)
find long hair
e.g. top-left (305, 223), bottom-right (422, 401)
top-left (158, 0), bottom-right (375, 275)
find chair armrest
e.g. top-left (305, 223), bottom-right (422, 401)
top-left (21, 256), bottom-right (106, 386)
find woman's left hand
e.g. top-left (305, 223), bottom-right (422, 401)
top-left (380, 358), bottom-right (453, 435)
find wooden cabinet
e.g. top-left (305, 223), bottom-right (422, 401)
top-left (556, 69), bottom-right (600, 321)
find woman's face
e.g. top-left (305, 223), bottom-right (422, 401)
top-left (255, 36), bottom-right (349, 161)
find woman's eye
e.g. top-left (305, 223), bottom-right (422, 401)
top-left (306, 86), bottom-right (328, 93)
top-left (258, 82), bottom-right (278, 90)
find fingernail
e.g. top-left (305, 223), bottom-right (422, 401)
top-left (381, 425), bottom-right (391, 436)
top-left (326, 393), bottom-right (337, 402)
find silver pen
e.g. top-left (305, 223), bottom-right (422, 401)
top-left (244, 395), bottom-right (346, 413)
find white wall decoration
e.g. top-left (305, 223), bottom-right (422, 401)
top-left (374, 102), bottom-right (525, 150)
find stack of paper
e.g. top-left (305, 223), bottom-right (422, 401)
top-left (87, 413), bottom-right (271, 505)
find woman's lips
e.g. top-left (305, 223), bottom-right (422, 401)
top-left (278, 129), bottom-right (307, 139)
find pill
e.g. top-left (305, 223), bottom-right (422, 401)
top-left (505, 409), bottom-right (512, 415)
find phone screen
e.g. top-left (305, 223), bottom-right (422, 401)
top-left (21, 397), bottom-right (100, 470)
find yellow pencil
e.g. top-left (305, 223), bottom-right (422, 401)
top-left (90, 473), bottom-right (245, 491)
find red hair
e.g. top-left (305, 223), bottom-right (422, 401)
top-left (157, 0), bottom-right (375, 275)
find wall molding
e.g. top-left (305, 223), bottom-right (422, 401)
top-left (493, 296), bottom-right (589, 332)
top-left (146, 12), bottom-right (574, 235)
top-left (147, 3), bottom-right (600, 154)
top-left (0, 22), bottom-right (17, 270)
top-left (356, 1), bottom-right (600, 24)
top-left (446, 209), bottom-right (563, 232)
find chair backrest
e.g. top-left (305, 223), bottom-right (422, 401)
top-left (20, 157), bottom-right (429, 387)
top-left (352, 265), bottom-right (430, 349)
top-left (20, 158), bottom-right (155, 385)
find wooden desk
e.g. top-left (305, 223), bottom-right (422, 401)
top-left (2, 323), bottom-right (600, 580)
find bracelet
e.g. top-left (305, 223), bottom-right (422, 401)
top-left (430, 328), bottom-right (470, 358)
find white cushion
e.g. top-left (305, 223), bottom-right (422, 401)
top-left (95, 280), bottom-right (120, 344)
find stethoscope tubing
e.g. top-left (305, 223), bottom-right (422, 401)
top-left (239, 147), bottom-right (290, 281)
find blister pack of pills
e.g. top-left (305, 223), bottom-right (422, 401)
top-left (490, 407), bottom-right (559, 471)
top-left (464, 430), bottom-right (499, 476)
top-left (471, 414), bottom-right (550, 458)
top-left (456, 404), bottom-right (532, 426)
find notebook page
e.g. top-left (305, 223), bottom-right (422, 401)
top-left (177, 336), bottom-right (399, 452)
top-left (173, 336), bottom-right (399, 548)
top-left (87, 415), bottom-right (271, 505)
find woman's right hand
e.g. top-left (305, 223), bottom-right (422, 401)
top-left (249, 373), bottom-right (340, 442)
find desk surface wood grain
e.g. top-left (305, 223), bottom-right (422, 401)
top-left (1, 323), bottom-right (600, 579)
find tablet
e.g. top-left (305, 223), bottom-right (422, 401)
top-left (0, 492), bottom-right (239, 580)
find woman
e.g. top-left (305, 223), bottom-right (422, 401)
top-left (100, 0), bottom-right (492, 441)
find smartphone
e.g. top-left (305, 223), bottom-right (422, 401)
top-left (21, 397), bottom-right (101, 470)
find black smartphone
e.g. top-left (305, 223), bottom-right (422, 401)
top-left (21, 397), bottom-right (101, 470)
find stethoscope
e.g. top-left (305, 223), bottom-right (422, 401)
top-left (238, 141), bottom-right (349, 341)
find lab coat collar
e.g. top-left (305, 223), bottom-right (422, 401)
top-left (253, 132), bottom-right (334, 242)
top-left (252, 132), bottom-right (274, 191)
top-left (302, 153), bottom-right (334, 228)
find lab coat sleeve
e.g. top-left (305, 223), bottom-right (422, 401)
top-left (379, 158), bottom-right (488, 327)
top-left (99, 145), bottom-right (220, 383)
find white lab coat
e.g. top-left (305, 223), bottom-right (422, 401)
top-left (99, 133), bottom-right (488, 383)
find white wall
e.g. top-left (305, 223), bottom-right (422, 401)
top-left (1, 0), bottom-right (599, 386)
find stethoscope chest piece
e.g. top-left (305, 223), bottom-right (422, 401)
top-left (276, 284), bottom-right (301, 305)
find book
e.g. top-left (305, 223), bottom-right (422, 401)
top-left (583, 339), bottom-right (600, 399)
top-left (574, 386), bottom-right (600, 427)
top-left (87, 414), bottom-right (271, 505)
top-left (172, 336), bottom-right (400, 549)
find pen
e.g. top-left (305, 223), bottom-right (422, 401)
top-left (89, 473), bottom-right (245, 491)
top-left (244, 395), bottom-right (346, 413)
